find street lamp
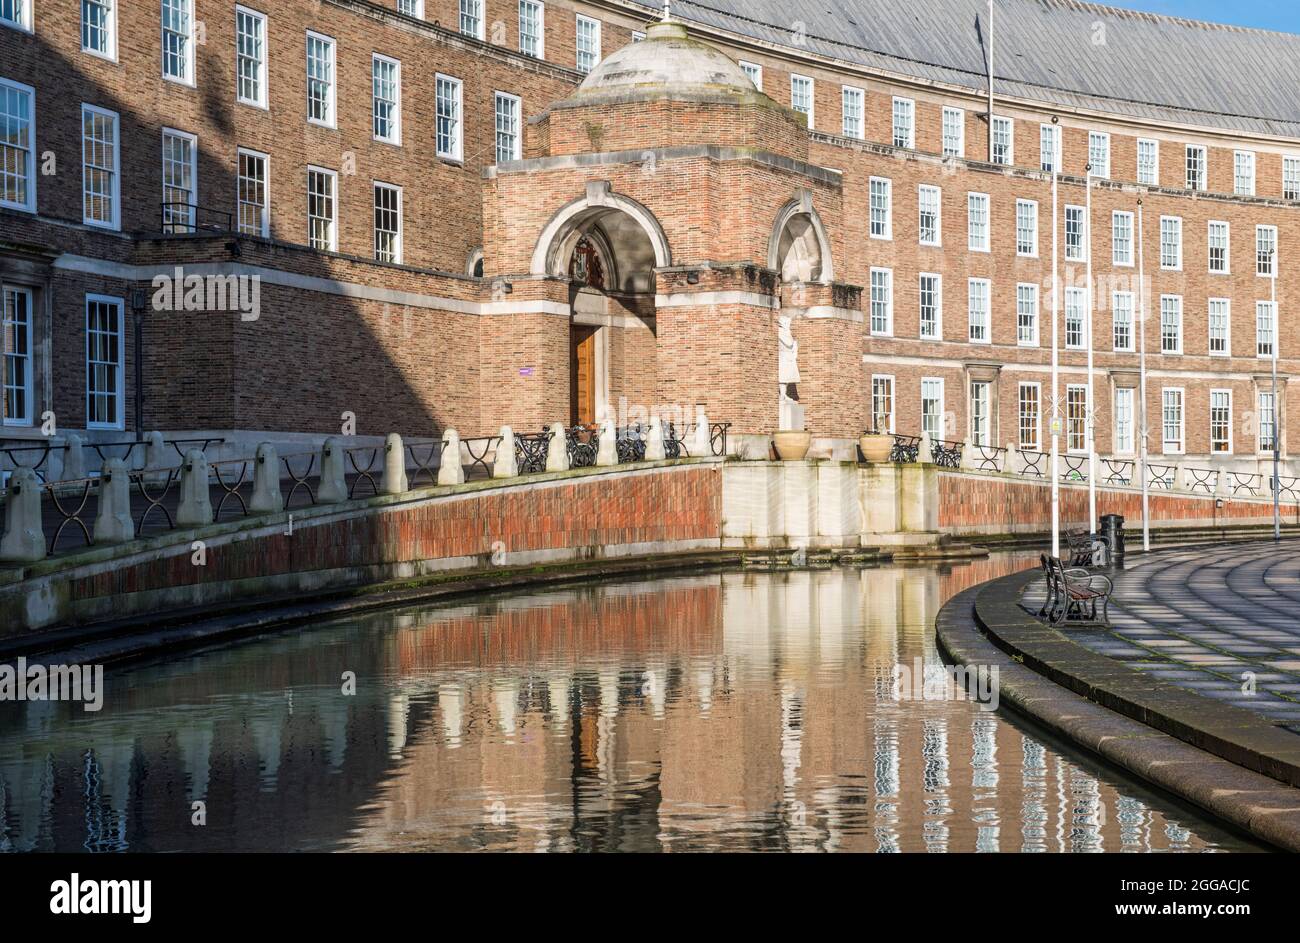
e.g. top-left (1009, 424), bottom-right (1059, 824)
top-left (1085, 162), bottom-right (1098, 536)
top-left (1271, 246), bottom-right (1281, 542)
top-left (1050, 117), bottom-right (1061, 559)
top-left (1137, 200), bottom-right (1151, 552)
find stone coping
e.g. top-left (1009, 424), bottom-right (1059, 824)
top-left (936, 583), bottom-right (1300, 851)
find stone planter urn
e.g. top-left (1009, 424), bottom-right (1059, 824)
top-left (772, 431), bottom-right (812, 462)
top-left (858, 433), bottom-right (894, 464)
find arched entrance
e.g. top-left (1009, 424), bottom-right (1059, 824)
top-left (533, 185), bottom-right (671, 426)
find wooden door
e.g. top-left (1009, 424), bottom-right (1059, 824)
top-left (570, 325), bottom-right (598, 427)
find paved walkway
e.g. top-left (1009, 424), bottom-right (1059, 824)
top-left (1047, 542), bottom-right (1300, 729)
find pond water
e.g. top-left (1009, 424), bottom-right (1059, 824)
top-left (0, 554), bottom-right (1263, 852)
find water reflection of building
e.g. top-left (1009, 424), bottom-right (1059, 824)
top-left (0, 557), bottom-right (1244, 853)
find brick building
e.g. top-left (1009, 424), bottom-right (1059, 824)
top-left (0, 0), bottom-right (1297, 474)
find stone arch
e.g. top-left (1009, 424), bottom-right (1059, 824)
top-left (466, 247), bottom-right (484, 278)
top-left (531, 183), bottom-right (672, 294)
top-left (768, 194), bottom-right (835, 285)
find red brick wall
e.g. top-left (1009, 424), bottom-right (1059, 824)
top-left (938, 470), bottom-right (1300, 534)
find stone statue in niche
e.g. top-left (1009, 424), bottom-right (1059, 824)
top-left (777, 314), bottom-right (805, 431)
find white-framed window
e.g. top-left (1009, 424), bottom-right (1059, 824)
top-left (1, 0), bottom-right (32, 31)
top-left (1285, 156), bottom-right (1300, 201)
top-left (869, 268), bottom-right (893, 336)
top-left (1208, 220), bottom-right (1230, 274)
top-left (892, 97), bottom-right (915, 149)
top-left (990, 116), bottom-right (1012, 165)
top-left (1159, 215), bottom-right (1182, 270)
top-left (1015, 199), bottom-right (1037, 257)
top-left (631, 30), bottom-right (645, 42)
top-left (967, 192), bottom-right (989, 252)
top-left (1210, 389), bottom-right (1233, 454)
top-left (1259, 391), bottom-right (1277, 452)
top-left (967, 277), bottom-right (990, 344)
top-left (81, 103), bottom-right (120, 230)
top-left (1186, 145), bottom-right (1206, 191)
top-left (918, 185), bottom-right (941, 246)
top-left (869, 177), bottom-right (892, 239)
top-left (307, 165), bottom-right (337, 251)
top-left (1112, 210), bottom-right (1133, 266)
top-left (1160, 295), bottom-right (1182, 354)
top-left (1161, 388), bottom-right (1184, 455)
top-left (2, 285), bottom-right (33, 426)
top-left (970, 380), bottom-right (992, 446)
top-left (398, 0), bottom-right (424, 17)
top-left (739, 61), bottom-right (762, 90)
top-left (1113, 388), bottom-right (1134, 455)
top-left (160, 127), bottom-right (197, 233)
top-left (1088, 131), bottom-right (1110, 178)
top-left (1208, 298), bottom-right (1230, 357)
top-left (162, 0), bottom-right (195, 84)
top-left (1257, 225), bottom-right (1278, 277)
top-left (870, 375), bottom-right (895, 434)
top-left (841, 86), bottom-right (864, 139)
top-left (459, 0), bottom-right (484, 39)
top-left (82, 0), bottom-right (117, 59)
top-left (0, 78), bottom-right (36, 213)
top-left (372, 54), bottom-right (402, 144)
top-left (1137, 138), bottom-right (1159, 186)
top-left (1065, 205), bottom-right (1086, 261)
top-left (790, 75), bottom-right (814, 126)
top-left (1257, 301), bottom-right (1277, 358)
top-left (1065, 286), bottom-right (1086, 350)
top-left (235, 6), bottom-right (266, 107)
top-left (1039, 123), bottom-right (1059, 173)
top-left (436, 74), bottom-right (463, 161)
top-left (236, 147), bottom-right (269, 237)
top-left (85, 295), bottom-right (124, 431)
top-left (1234, 150), bottom-right (1256, 196)
top-left (1066, 385), bottom-right (1089, 453)
top-left (518, 0), bottom-right (545, 58)
top-left (1112, 291), bottom-right (1134, 352)
top-left (921, 378), bottom-right (945, 441)
top-left (1018, 383), bottom-right (1041, 451)
top-left (918, 273), bottom-right (941, 340)
top-left (942, 107), bottom-right (964, 159)
top-left (306, 31), bottom-right (336, 127)
top-left (494, 91), bottom-right (521, 162)
top-left (1016, 282), bottom-right (1038, 347)
top-left (373, 181), bottom-right (402, 264)
top-left (575, 15), bottom-right (601, 74)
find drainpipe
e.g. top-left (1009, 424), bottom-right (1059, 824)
top-left (987, 0), bottom-right (995, 164)
top-left (131, 289), bottom-right (145, 436)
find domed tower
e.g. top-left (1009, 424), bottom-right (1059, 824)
top-left (480, 18), bottom-right (859, 448)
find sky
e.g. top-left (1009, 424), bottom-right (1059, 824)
top-left (1098, 0), bottom-right (1300, 33)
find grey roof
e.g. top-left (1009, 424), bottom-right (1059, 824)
top-left (643, 0), bottom-right (1300, 138)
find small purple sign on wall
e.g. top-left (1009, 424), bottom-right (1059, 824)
top-left (519, 367), bottom-right (535, 377)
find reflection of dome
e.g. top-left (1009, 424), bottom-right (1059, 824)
top-left (569, 21), bottom-right (763, 104)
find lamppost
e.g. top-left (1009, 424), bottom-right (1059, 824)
top-left (1085, 163), bottom-right (1098, 535)
top-left (1271, 245), bottom-right (1281, 542)
top-left (1050, 117), bottom-right (1061, 559)
top-left (1137, 200), bottom-right (1151, 552)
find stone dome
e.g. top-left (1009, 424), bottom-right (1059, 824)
top-left (568, 20), bottom-right (764, 104)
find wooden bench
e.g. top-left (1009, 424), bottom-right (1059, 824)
top-left (1038, 554), bottom-right (1114, 625)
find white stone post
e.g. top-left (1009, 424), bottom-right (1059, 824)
top-left (918, 432), bottom-right (935, 465)
top-left (249, 443), bottom-right (284, 514)
top-left (596, 418), bottom-right (618, 467)
top-left (176, 450), bottom-right (213, 527)
top-left (93, 458), bottom-right (135, 545)
top-left (383, 433), bottom-right (409, 494)
top-left (144, 430), bottom-right (167, 469)
top-left (438, 430), bottom-right (466, 485)
top-left (1215, 467), bottom-right (1230, 498)
top-left (63, 433), bottom-right (87, 481)
top-left (545, 422), bottom-right (570, 472)
top-left (494, 426), bottom-right (519, 479)
top-left (645, 416), bottom-right (667, 461)
top-left (961, 437), bottom-right (977, 471)
top-left (318, 438), bottom-right (348, 504)
top-left (0, 467), bottom-right (47, 563)
top-left (692, 408), bottom-right (711, 457)
top-left (1003, 441), bottom-right (1018, 476)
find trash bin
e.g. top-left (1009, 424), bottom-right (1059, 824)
top-left (1100, 514), bottom-right (1125, 562)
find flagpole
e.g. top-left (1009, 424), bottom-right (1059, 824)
top-left (1138, 200), bottom-right (1151, 552)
